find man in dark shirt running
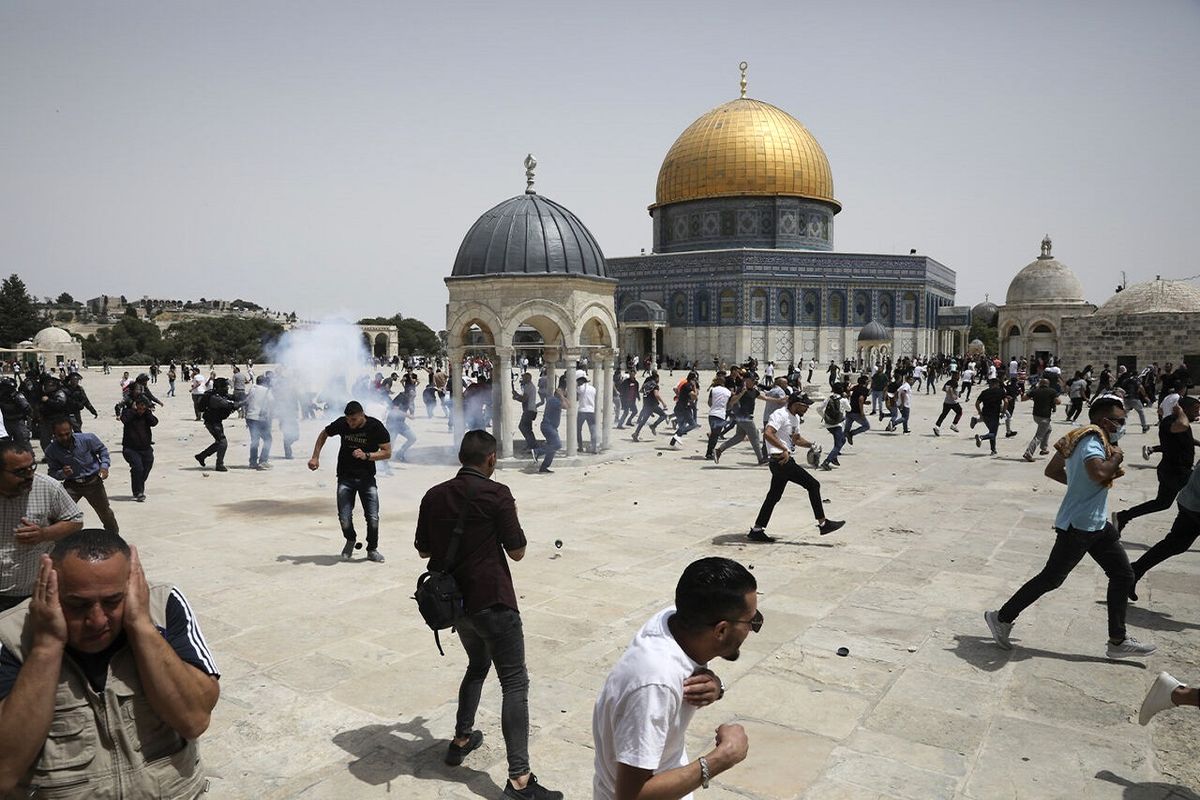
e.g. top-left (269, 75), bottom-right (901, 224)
top-left (844, 375), bottom-right (871, 445)
top-left (1113, 396), bottom-right (1199, 534)
top-left (1021, 378), bottom-right (1060, 462)
top-left (414, 430), bottom-right (562, 800)
top-left (308, 401), bottom-right (391, 563)
top-left (972, 378), bottom-right (1007, 455)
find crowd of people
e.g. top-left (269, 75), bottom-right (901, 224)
top-left (0, 347), bottom-right (1196, 799)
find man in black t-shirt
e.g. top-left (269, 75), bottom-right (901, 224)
top-left (308, 401), bottom-right (392, 562)
top-left (972, 378), bottom-right (1008, 455)
top-left (714, 375), bottom-right (767, 465)
top-left (1113, 396), bottom-right (1199, 533)
top-left (844, 375), bottom-right (871, 445)
top-left (1021, 378), bottom-right (1061, 462)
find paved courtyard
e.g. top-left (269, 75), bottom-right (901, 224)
top-left (59, 372), bottom-right (1200, 799)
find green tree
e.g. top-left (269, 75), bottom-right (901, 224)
top-left (161, 317), bottom-right (283, 363)
top-left (55, 292), bottom-right (75, 306)
top-left (0, 274), bottom-right (42, 346)
top-left (969, 319), bottom-right (998, 355)
top-left (86, 317), bottom-right (166, 363)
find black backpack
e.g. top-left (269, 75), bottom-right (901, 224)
top-left (823, 395), bottom-right (845, 426)
top-left (413, 478), bottom-right (478, 655)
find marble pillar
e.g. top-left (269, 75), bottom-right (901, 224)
top-left (562, 356), bottom-right (578, 457)
top-left (449, 352), bottom-right (465, 450)
top-left (495, 347), bottom-right (514, 459)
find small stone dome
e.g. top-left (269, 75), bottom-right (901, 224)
top-left (1005, 236), bottom-right (1087, 306)
top-left (857, 320), bottom-right (891, 342)
top-left (451, 171), bottom-right (607, 279)
top-left (32, 327), bottom-right (74, 348)
top-left (971, 300), bottom-right (999, 326)
top-left (1096, 278), bottom-right (1200, 316)
top-left (968, 338), bottom-right (986, 354)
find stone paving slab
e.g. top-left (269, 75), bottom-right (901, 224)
top-left (45, 371), bottom-right (1200, 798)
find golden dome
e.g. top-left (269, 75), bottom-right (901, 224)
top-left (653, 97), bottom-right (839, 210)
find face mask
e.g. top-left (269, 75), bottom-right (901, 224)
top-left (1108, 423), bottom-right (1126, 443)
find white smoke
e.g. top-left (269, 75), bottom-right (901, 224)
top-left (265, 320), bottom-right (383, 419)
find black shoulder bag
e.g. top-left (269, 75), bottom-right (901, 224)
top-left (413, 478), bottom-right (477, 656)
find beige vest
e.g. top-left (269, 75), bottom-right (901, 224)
top-left (0, 583), bottom-right (208, 799)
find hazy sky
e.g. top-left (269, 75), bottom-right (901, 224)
top-left (4, 1), bottom-right (1198, 329)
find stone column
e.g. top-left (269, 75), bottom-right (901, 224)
top-left (562, 353), bottom-right (578, 456)
top-left (449, 349), bottom-right (465, 450)
top-left (494, 346), bottom-right (514, 459)
top-left (600, 357), bottom-right (613, 451)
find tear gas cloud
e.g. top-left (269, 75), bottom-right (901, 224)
top-left (265, 320), bottom-right (385, 419)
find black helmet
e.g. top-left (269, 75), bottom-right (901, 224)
top-left (66, 372), bottom-right (82, 382)
top-left (136, 373), bottom-right (150, 383)
top-left (0, 378), bottom-right (14, 393)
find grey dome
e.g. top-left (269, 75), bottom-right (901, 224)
top-left (1005, 236), bottom-right (1086, 306)
top-left (857, 320), bottom-right (891, 342)
top-left (1096, 278), bottom-right (1200, 316)
top-left (33, 326), bottom-right (74, 347)
top-left (971, 301), bottom-right (999, 326)
top-left (451, 193), bottom-right (607, 278)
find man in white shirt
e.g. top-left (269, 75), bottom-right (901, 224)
top-left (747, 394), bottom-right (845, 542)
top-left (960, 367), bottom-right (975, 400)
top-left (577, 375), bottom-right (599, 454)
top-left (243, 376), bottom-right (274, 469)
top-left (818, 383), bottom-right (852, 470)
top-left (704, 377), bottom-right (732, 461)
top-left (592, 558), bottom-right (754, 800)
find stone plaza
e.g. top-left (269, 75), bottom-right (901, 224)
top-left (65, 372), bottom-right (1199, 799)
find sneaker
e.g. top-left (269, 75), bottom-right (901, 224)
top-left (258, 461), bottom-right (272, 469)
top-left (1039, 449), bottom-right (1050, 455)
top-left (821, 462), bottom-right (833, 471)
top-left (538, 467), bottom-right (553, 473)
top-left (1139, 672), bottom-right (1184, 725)
top-left (341, 541), bottom-right (355, 560)
top-left (194, 454), bottom-right (206, 467)
top-left (975, 434), bottom-right (981, 448)
top-left (504, 773), bottom-right (563, 800)
top-left (648, 424), bottom-right (658, 436)
top-left (747, 528), bottom-right (776, 543)
top-left (1142, 444), bottom-right (1152, 461)
top-left (984, 610), bottom-right (1013, 650)
top-left (669, 436), bottom-right (678, 448)
top-left (1106, 637), bottom-right (1156, 659)
top-left (135, 494), bottom-right (146, 502)
top-left (933, 426), bottom-right (940, 436)
top-left (366, 549), bottom-right (385, 563)
top-left (818, 519), bottom-right (845, 536)
top-left (214, 464), bottom-right (228, 472)
top-left (970, 416), bottom-right (979, 429)
top-left (1005, 431), bottom-right (1019, 438)
top-left (1110, 510), bottom-right (1126, 533)
top-left (631, 433), bottom-right (640, 442)
top-left (950, 423), bottom-right (959, 433)
top-left (1022, 453), bottom-right (1035, 462)
top-left (713, 449), bottom-right (722, 464)
top-left (1142, 424), bottom-right (1151, 434)
top-left (445, 730), bottom-right (483, 766)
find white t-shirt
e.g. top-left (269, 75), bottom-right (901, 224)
top-left (961, 369), bottom-right (975, 382)
top-left (593, 607), bottom-right (702, 800)
top-left (765, 405), bottom-right (802, 454)
top-left (243, 384), bottom-right (273, 421)
top-left (912, 365), bottom-right (925, 381)
top-left (987, 365), bottom-right (997, 380)
top-left (818, 396), bottom-right (851, 429)
top-left (761, 385), bottom-right (788, 424)
top-left (708, 385), bottom-right (731, 419)
top-left (578, 383), bottom-right (597, 413)
top-left (1161, 392), bottom-right (1181, 417)
top-left (897, 381), bottom-right (912, 409)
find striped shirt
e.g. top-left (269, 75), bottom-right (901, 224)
top-left (0, 474), bottom-right (84, 597)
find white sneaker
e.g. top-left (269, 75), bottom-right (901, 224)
top-left (1142, 444), bottom-right (1152, 461)
top-left (984, 610), bottom-right (1013, 650)
top-left (1106, 636), bottom-right (1156, 659)
top-left (950, 424), bottom-right (959, 432)
top-left (932, 426), bottom-right (940, 436)
top-left (1139, 672), bottom-right (1184, 725)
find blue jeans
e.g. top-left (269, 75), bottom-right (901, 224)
top-left (823, 425), bottom-right (845, 465)
top-left (899, 406), bottom-right (910, 433)
top-left (870, 390), bottom-right (885, 416)
top-left (247, 418), bottom-right (272, 465)
top-left (673, 407), bottom-right (699, 438)
top-left (454, 607), bottom-right (530, 778)
top-left (336, 478), bottom-right (379, 550)
top-left (538, 422), bottom-right (560, 470)
top-left (843, 412), bottom-right (870, 442)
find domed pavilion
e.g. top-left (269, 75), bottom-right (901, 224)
top-left (445, 155), bottom-right (618, 459)
top-left (607, 63), bottom-right (959, 368)
top-left (30, 326), bottom-right (83, 367)
top-left (1059, 277), bottom-right (1200, 374)
top-left (997, 236), bottom-right (1094, 362)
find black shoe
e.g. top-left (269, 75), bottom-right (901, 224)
top-left (818, 519), bottom-right (845, 536)
top-left (747, 528), bottom-right (776, 543)
top-left (214, 464), bottom-right (228, 472)
top-left (504, 773), bottom-right (563, 800)
top-left (194, 454), bottom-right (206, 467)
top-left (538, 467), bottom-right (553, 473)
top-left (1128, 580), bottom-right (1139, 602)
top-left (970, 417), bottom-right (979, 429)
top-left (1005, 431), bottom-right (1019, 438)
top-left (444, 730), bottom-right (483, 766)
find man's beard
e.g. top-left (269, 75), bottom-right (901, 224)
top-left (721, 650), bottom-right (741, 662)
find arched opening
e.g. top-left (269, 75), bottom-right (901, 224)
top-left (750, 288), bottom-right (768, 323)
top-left (1031, 323), bottom-right (1053, 334)
top-left (719, 290), bottom-right (737, 323)
top-left (1008, 325), bottom-right (1021, 337)
top-left (373, 333), bottom-right (390, 359)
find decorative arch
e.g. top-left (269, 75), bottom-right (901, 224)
top-left (778, 290), bottom-right (794, 324)
top-left (750, 288), bottom-right (768, 323)
top-left (1007, 324), bottom-right (1021, 337)
top-left (1030, 322), bottom-right (1055, 334)
top-left (800, 290), bottom-right (820, 325)
top-left (577, 302), bottom-right (619, 349)
top-left (445, 302), bottom-right (504, 349)
top-left (853, 291), bottom-right (870, 324)
top-left (877, 292), bottom-right (894, 325)
top-left (828, 290), bottom-right (846, 327)
top-left (670, 291), bottom-right (688, 324)
top-left (696, 291), bottom-right (711, 323)
top-left (373, 333), bottom-right (390, 358)
top-left (719, 289), bottom-right (737, 324)
top-left (499, 298), bottom-right (573, 349)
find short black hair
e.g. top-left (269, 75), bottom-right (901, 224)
top-left (459, 429), bottom-right (497, 466)
top-left (0, 440), bottom-right (33, 463)
top-left (1089, 396), bottom-right (1125, 423)
top-left (344, 401), bottom-right (364, 416)
top-left (49, 417), bottom-right (73, 431)
top-left (674, 557), bottom-right (757, 631)
top-left (52, 528), bottom-right (130, 563)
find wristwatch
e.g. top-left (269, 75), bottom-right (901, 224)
top-left (698, 755), bottom-right (711, 789)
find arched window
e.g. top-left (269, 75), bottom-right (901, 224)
top-left (828, 292), bottom-right (846, 326)
top-left (1031, 323), bottom-right (1053, 334)
top-left (750, 289), bottom-right (768, 323)
top-left (801, 291), bottom-right (820, 325)
top-left (696, 292), bottom-right (710, 323)
top-left (1007, 325), bottom-right (1021, 337)
top-left (778, 291), bottom-right (794, 324)
top-left (671, 292), bottom-right (687, 323)
top-left (853, 291), bottom-right (870, 324)
top-left (719, 290), bottom-right (737, 323)
top-left (878, 292), bottom-right (893, 323)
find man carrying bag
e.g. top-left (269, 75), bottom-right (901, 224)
top-left (414, 430), bottom-right (563, 800)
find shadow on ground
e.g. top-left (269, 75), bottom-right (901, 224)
top-left (277, 554), bottom-right (347, 566)
top-left (220, 497), bottom-right (331, 516)
top-left (332, 717), bottom-right (500, 800)
top-left (711, 533), bottom-right (836, 548)
top-left (949, 635), bottom-right (1148, 673)
top-left (1095, 769), bottom-right (1200, 799)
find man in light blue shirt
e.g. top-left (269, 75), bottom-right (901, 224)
top-left (985, 396), bottom-right (1155, 659)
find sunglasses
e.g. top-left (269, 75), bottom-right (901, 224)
top-left (2, 463), bottom-right (37, 478)
top-left (716, 609), bottom-right (764, 633)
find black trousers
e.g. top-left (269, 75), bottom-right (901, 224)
top-left (998, 523), bottom-right (1133, 641)
top-left (754, 456), bottom-right (823, 528)
top-left (1132, 504), bottom-right (1200, 581)
top-left (1122, 466), bottom-right (1190, 526)
top-left (517, 410), bottom-right (537, 451)
top-left (197, 421), bottom-right (228, 466)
